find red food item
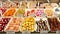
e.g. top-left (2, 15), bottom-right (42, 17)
top-left (0, 18), bottom-right (10, 31)
top-left (26, 9), bottom-right (35, 16)
top-left (27, 11), bottom-right (30, 16)
top-left (48, 18), bottom-right (60, 32)
top-left (31, 10), bottom-right (35, 14)
top-left (0, 27), bottom-right (3, 31)
top-left (0, 8), bottom-right (7, 14)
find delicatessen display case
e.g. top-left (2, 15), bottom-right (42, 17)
top-left (0, 0), bottom-right (60, 34)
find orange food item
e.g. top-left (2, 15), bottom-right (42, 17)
top-left (5, 18), bottom-right (23, 32)
top-left (45, 9), bottom-right (54, 17)
top-left (3, 8), bottom-right (16, 16)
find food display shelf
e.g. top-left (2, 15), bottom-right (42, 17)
top-left (0, 1), bottom-right (60, 34)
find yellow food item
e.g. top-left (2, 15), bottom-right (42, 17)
top-left (15, 8), bottom-right (25, 16)
top-left (21, 16), bottom-right (35, 32)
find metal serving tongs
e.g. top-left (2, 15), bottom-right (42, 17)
top-left (59, 2), bottom-right (60, 7)
top-left (47, 0), bottom-right (51, 5)
top-left (47, 0), bottom-right (50, 3)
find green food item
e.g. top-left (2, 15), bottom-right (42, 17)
top-left (15, 8), bottom-right (25, 16)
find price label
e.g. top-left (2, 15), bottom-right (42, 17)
top-left (40, 30), bottom-right (48, 34)
top-left (0, 1), bottom-right (2, 7)
top-left (0, 10), bottom-right (2, 17)
top-left (6, 31), bottom-right (15, 34)
top-left (22, 31), bottom-right (31, 34)
top-left (10, 0), bottom-right (20, 1)
top-left (56, 30), bottom-right (60, 34)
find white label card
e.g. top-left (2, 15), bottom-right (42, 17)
top-left (6, 31), bottom-right (15, 34)
top-left (56, 30), bottom-right (60, 34)
top-left (22, 31), bottom-right (31, 34)
top-left (40, 30), bottom-right (48, 34)
top-left (0, 1), bottom-right (2, 7)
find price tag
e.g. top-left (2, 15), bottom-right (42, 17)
top-left (1, 0), bottom-right (6, 2)
top-left (40, 30), bottom-right (48, 34)
top-left (0, 1), bottom-right (2, 7)
top-left (30, 14), bottom-right (35, 17)
top-left (10, 0), bottom-right (20, 1)
top-left (6, 31), bottom-right (15, 34)
top-left (59, 2), bottom-right (60, 7)
top-left (22, 31), bottom-right (31, 34)
top-left (56, 30), bottom-right (60, 34)
top-left (0, 10), bottom-right (2, 17)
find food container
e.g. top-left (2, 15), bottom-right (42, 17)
top-left (4, 17), bottom-right (23, 32)
top-left (3, 8), bottom-right (16, 17)
top-left (20, 1), bottom-right (28, 9)
top-left (9, 1), bottom-right (17, 8)
top-left (53, 7), bottom-right (60, 17)
top-left (2, 2), bottom-right (10, 8)
top-left (20, 16), bottom-right (36, 32)
top-left (0, 8), bottom-right (7, 15)
top-left (25, 9), bottom-right (36, 17)
top-left (54, 7), bottom-right (60, 14)
top-left (15, 8), bottom-right (25, 17)
top-left (35, 9), bottom-right (44, 17)
top-left (45, 8), bottom-right (54, 18)
top-left (28, 1), bottom-right (37, 9)
top-left (13, 1), bottom-right (20, 8)
top-left (36, 17), bottom-right (50, 32)
top-left (0, 18), bottom-right (10, 31)
top-left (47, 17), bottom-right (60, 32)
top-left (51, 3), bottom-right (59, 8)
